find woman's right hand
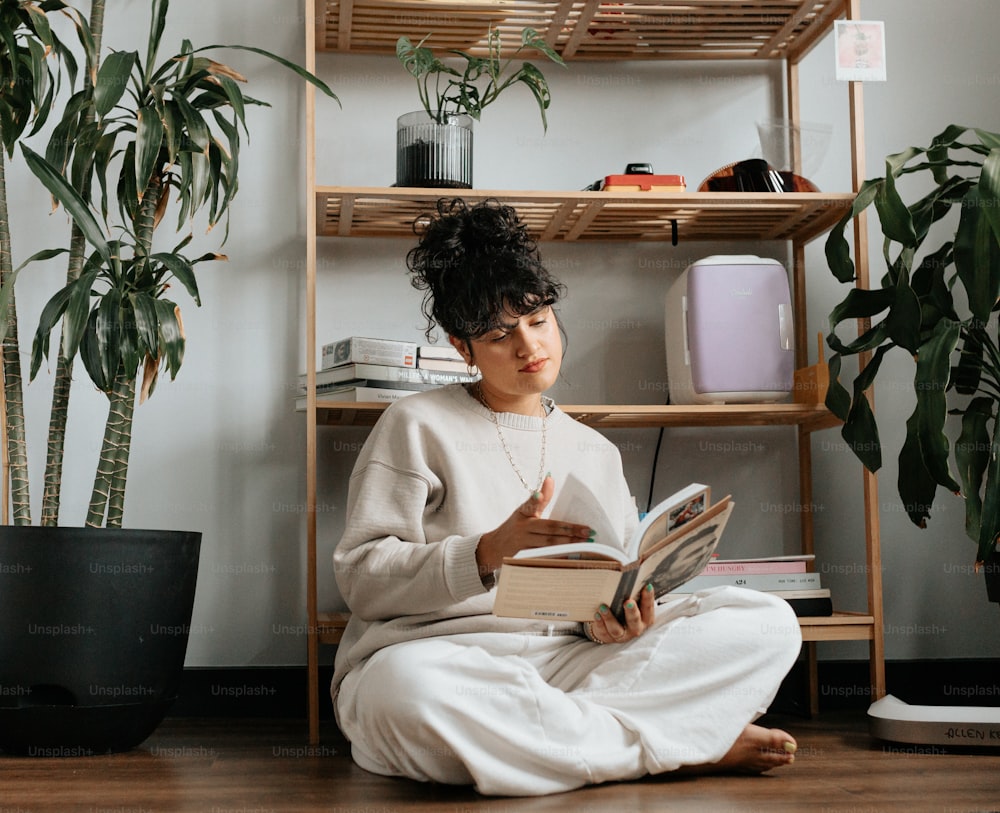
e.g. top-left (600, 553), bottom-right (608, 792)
top-left (475, 475), bottom-right (594, 576)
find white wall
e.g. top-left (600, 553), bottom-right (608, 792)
top-left (6, 0), bottom-right (999, 668)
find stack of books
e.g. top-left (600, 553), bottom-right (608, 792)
top-left (668, 554), bottom-right (833, 617)
top-left (296, 336), bottom-right (479, 409)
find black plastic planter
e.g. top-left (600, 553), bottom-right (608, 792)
top-left (0, 526), bottom-right (201, 755)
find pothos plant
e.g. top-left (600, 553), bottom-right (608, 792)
top-left (396, 26), bottom-right (564, 130)
top-left (824, 124), bottom-right (1000, 568)
top-left (0, 0), bottom-right (337, 528)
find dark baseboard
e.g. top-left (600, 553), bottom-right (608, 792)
top-left (169, 659), bottom-right (1000, 719)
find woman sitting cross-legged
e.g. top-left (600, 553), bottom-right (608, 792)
top-left (331, 197), bottom-right (802, 797)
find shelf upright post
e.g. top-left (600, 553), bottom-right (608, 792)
top-left (304, 0), bottom-right (321, 746)
top-left (845, 0), bottom-right (886, 705)
top-left (787, 34), bottom-right (822, 716)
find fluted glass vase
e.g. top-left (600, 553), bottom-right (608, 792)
top-left (395, 111), bottom-right (473, 188)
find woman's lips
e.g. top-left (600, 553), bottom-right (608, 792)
top-left (520, 358), bottom-right (548, 373)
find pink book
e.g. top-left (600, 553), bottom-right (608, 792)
top-left (702, 555), bottom-right (812, 575)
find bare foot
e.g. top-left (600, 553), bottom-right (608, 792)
top-left (677, 724), bottom-right (797, 776)
top-left (715, 724), bottom-right (797, 773)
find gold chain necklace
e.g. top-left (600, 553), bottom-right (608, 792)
top-left (476, 382), bottom-right (548, 494)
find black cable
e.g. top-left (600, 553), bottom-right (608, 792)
top-left (645, 393), bottom-right (669, 514)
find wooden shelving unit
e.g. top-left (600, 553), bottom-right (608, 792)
top-left (302, 0), bottom-right (884, 744)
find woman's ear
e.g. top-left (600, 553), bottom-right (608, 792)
top-left (448, 335), bottom-right (474, 366)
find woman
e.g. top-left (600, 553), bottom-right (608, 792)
top-left (332, 198), bottom-right (802, 796)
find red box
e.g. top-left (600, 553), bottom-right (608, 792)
top-left (602, 173), bottom-right (686, 192)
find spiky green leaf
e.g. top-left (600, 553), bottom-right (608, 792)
top-left (94, 49), bottom-right (137, 117)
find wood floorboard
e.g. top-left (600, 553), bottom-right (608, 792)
top-left (3, 712), bottom-right (999, 812)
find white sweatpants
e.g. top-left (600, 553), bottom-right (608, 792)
top-left (335, 586), bottom-right (802, 796)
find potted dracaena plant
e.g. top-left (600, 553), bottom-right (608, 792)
top-left (394, 26), bottom-right (564, 188)
top-left (0, 0), bottom-right (336, 755)
top-left (824, 124), bottom-right (1000, 602)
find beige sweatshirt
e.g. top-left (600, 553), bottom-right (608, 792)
top-left (331, 384), bottom-right (637, 694)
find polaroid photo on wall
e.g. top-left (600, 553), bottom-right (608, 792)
top-left (835, 20), bottom-right (887, 82)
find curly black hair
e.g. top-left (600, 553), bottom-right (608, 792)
top-left (406, 198), bottom-right (566, 341)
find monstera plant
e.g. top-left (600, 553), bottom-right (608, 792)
top-left (825, 124), bottom-right (1000, 586)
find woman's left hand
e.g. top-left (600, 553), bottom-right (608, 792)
top-left (587, 582), bottom-right (656, 644)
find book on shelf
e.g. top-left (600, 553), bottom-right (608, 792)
top-left (321, 336), bottom-right (417, 370)
top-left (493, 476), bottom-right (732, 622)
top-left (295, 385), bottom-right (421, 410)
top-left (299, 362), bottom-right (478, 393)
top-left (669, 583), bottom-right (834, 617)
top-left (674, 570), bottom-right (822, 593)
top-left (417, 344), bottom-right (463, 361)
top-left (772, 589), bottom-right (833, 617)
top-left (701, 554), bottom-right (814, 576)
top-left (417, 357), bottom-right (476, 374)
top-left (415, 343), bottom-right (476, 373)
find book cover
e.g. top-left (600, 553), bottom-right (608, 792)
top-left (493, 487), bottom-right (733, 623)
top-left (321, 337), bottom-right (417, 370)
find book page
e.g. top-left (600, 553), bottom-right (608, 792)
top-left (493, 564), bottom-right (624, 622)
top-left (545, 472), bottom-right (623, 550)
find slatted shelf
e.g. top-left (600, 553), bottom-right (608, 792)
top-left (316, 187), bottom-right (855, 244)
top-left (315, 0), bottom-right (846, 63)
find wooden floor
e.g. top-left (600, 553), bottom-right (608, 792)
top-left (3, 712), bottom-right (999, 812)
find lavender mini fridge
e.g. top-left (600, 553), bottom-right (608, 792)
top-left (665, 255), bottom-right (794, 405)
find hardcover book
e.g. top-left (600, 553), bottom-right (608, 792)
top-left (493, 476), bottom-right (731, 622)
top-left (295, 386), bottom-right (420, 411)
top-left (299, 362), bottom-right (478, 393)
top-left (321, 336), bottom-right (417, 370)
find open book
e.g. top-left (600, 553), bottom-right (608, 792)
top-left (493, 475), bottom-right (733, 622)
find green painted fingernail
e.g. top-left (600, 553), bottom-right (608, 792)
top-left (594, 612), bottom-right (602, 621)
top-left (599, 605), bottom-right (609, 614)
top-left (646, 583), bottom-right (654, 592)
top-left (626, 601), bottom-right (635, 610)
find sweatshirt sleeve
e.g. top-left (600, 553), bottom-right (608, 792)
top-left (334, 459), bottom-right (487, 621)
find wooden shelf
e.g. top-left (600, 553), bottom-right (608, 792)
top-left (315, 0), bottom-right (845, 63)
top-left (317, 187), bottom-right (856, 244)
top-left (800, 612), bottom-right (877, 643)
top-left (311, 399), bottom-right (841, 432)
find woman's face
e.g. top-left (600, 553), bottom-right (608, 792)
top-left (451, 304), bottom-right (562, 414)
